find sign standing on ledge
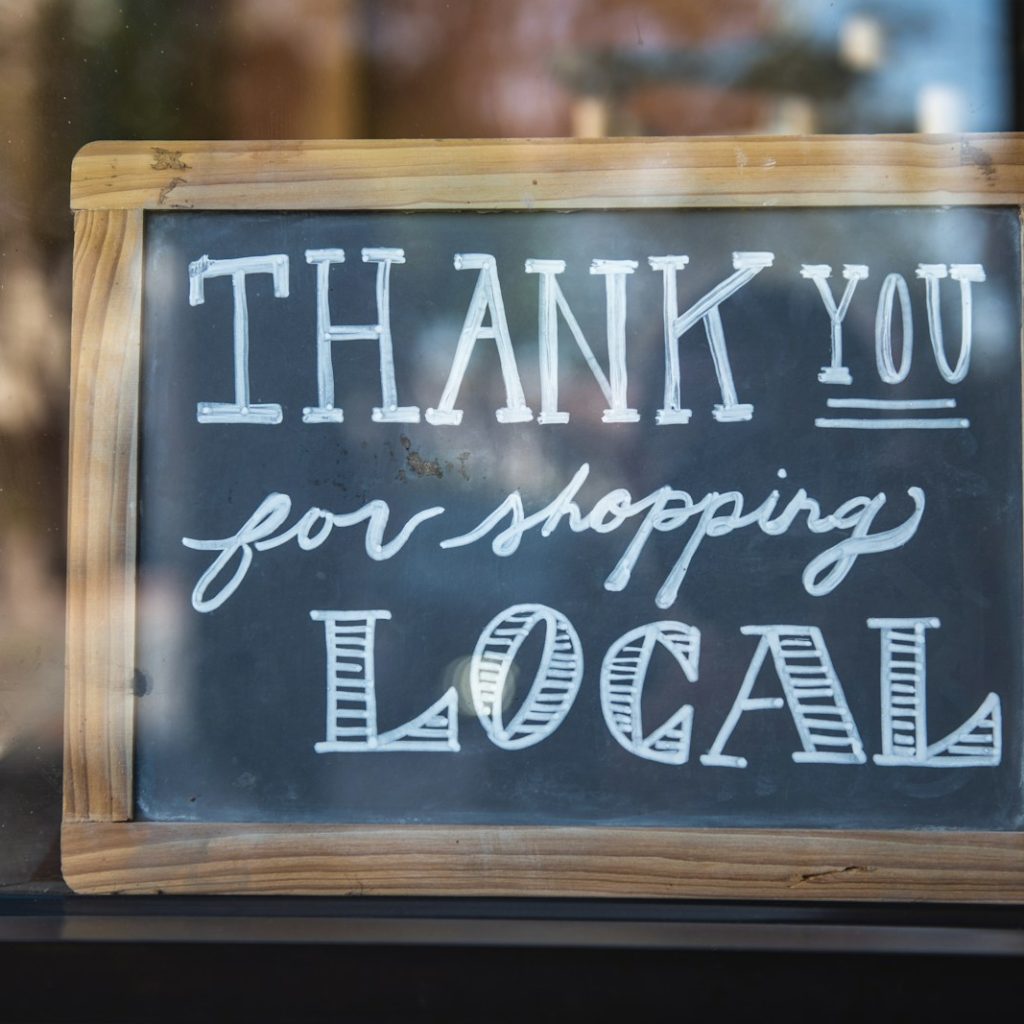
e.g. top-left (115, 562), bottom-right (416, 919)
top-left (65, 137), bottom-right (1024, 898)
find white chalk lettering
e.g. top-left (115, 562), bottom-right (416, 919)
top-left (471, 604), bottom-right (583, 749)
top-left (425, 254), bottom-right (533, 425)
top-left (182, 492), bottom-right (444, 612)
top-left (874, 272), bottom-right (913, 384)
top-left (700, 626), bottom-right (866, 767)
top-left (297, 610), bottom-right (1004, 764)
top-left (186, 470), bottom-right (926, 616)
top-left (801, 263), bottom-right (868, 385)
top-left (916, 263), bottom-right (986, 384)
top-left (526, 258), bottom-right (639, 423)
top-left (188, 253), bottom-right (290, 424)
top-left (600, 621), bottom-right (700, 764)
top-left (303, 248), bottom-right (420, 424)
top-left (312, 610), bottom-right (459, 752)
top-left (648, 251), bottom-right (774, 424)
top-left (800, 488), bottom-right (924, 596)
top-left (441, 465), bottom-right (925, 610)
top-left (869, 617), bottom-right (1001, 766)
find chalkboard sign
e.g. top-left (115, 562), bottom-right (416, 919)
top-left (65, 137), bottom-right (1024, 899)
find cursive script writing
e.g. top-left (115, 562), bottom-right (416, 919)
top-left (441, 464), bottom-right (925, 607)
top-left (183, 465), bottom-right (924, 613)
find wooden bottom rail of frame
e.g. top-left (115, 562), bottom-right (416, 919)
top-left (61, 821), bottom-right (1024, 901)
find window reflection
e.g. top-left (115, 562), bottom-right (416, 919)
top-left (0, 0), bottom-right (1016, 889)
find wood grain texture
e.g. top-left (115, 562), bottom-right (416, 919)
top-left (64, 136), bottom-right (1024, 899)
top-left (64, 209), bottom-right (141, 822)
top-left (70, 135), bottom-right (1024, 212)
top-left (62, 822), bottom-right (1024, 901)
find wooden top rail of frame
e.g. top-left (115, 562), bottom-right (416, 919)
top-left (70, 135), bottom-right (1024, 212)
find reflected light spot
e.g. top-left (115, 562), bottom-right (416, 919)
top-left (441, 655), bottom-right (517, 718)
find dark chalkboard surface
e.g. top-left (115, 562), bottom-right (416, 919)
top-left (134, 205), bottom-right (1023, 831)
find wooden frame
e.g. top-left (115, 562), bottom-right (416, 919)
top-left (65, 135), bottom-right (1024, 899)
